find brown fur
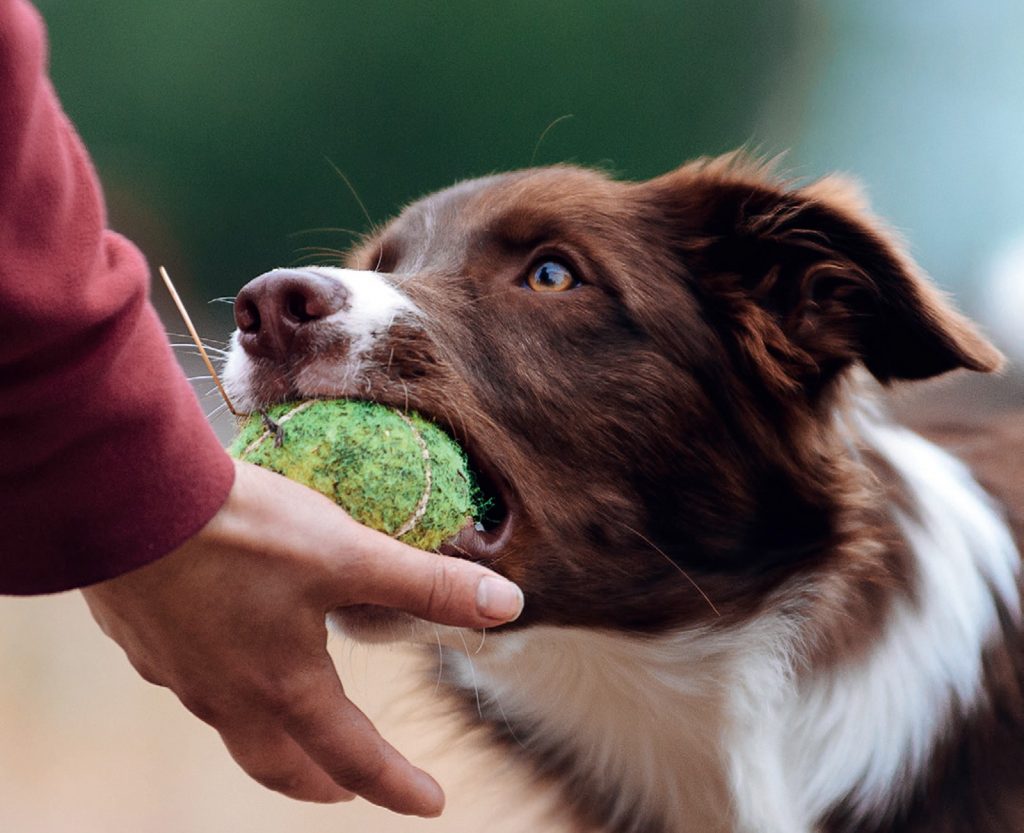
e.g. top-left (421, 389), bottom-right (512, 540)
top-left (343, 157), bottom-right (1006, 631)
top-left (234, 154), bottom-right (1022, 832)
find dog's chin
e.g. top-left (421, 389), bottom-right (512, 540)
top-left (328, 606), bottom-right (423, 645)
top-left (328, 606), bottom-right (498, 653)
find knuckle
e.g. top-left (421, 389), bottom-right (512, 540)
top-left (259, 671), bottom-right (326, 724)
top-left (426, 561), bottom-right (458, 617)
top-left (260, 687), bottom-right (298, 722)
top-left (254, 676), bottom-right (290, 709)
top-left (331, 750), bottom-right (388, 796)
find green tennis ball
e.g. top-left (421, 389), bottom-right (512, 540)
top-left (229, 399), bottom-right (482, 551)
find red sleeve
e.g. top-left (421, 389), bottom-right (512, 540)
top-left (0, 0), bottom-right (235, 594)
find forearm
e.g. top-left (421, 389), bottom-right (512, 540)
top-left (0, 0), bottom-right (234, 593)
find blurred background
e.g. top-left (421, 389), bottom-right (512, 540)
top-left (2, 1), bottom-right (1022, 831)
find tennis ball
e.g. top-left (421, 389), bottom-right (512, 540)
top-left (229, 399), bottom-right (482, 551)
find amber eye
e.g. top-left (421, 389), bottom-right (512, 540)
top-left (526, 260), bottom-right (578, 293)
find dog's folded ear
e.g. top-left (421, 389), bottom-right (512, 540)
top-left (648, 154), bottom-right (1003, 390)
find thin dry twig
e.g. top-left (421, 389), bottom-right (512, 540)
top-left (159, 266), bottom-right (240, 417)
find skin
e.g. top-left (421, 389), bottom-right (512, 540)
top-left (81, 460), bottom-right (524, 817)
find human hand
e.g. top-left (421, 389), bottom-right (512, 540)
top-left (81, 459), bottom-right (523, 817)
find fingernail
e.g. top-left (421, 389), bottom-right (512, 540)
top-left (476, 576), bottom-right (524, 621)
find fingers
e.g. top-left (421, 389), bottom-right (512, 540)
top-left (232, 462), bottom-right (524, 626)
top-left (218, 720), bottom-right (355, 804)
top-left (81, 462), bottom-right (463, 816)
top-left (283, 667), bottom-right (445, 817)
top-left (196, 660), bottom-right (442, 814)
top-left (329, 527), bottom-right (524, 627)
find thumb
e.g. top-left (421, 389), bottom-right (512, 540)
top-left (326, 525), bottom-right (524, 628)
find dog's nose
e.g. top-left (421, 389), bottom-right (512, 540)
top-left (233, 269), bottom-right (350, 360)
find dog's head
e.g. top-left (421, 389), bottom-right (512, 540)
top-left (223, 154), bottom-right (1001, 635)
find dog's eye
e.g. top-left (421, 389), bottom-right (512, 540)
top-left (526, 260), bottom-right (578, 293)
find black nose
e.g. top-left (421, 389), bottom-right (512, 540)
top-left (233, 269), bottom-right (350, 360)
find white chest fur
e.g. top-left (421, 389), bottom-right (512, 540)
top-left (445, 423), bottom-right (1021, 833)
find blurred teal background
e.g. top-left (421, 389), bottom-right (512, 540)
top-left (35, 0), bottom-right (1024, 366)
top-left (4, 7), bottom-right (1022, 833)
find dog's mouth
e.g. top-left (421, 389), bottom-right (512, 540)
top-left (328, 431), bottom-right (519, 645)
top-left (236, 384), bottom-right (520, 566)
top-left (308, 394), bottom-right (520, 645)
top-left (439, 434), bottom-right (518, 568)
top-left (365, 396), bottom-right (520, 566)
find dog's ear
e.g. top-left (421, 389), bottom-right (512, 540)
top-left (648, 155), bottom-right (1003, 390)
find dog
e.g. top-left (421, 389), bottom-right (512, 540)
top-left (221, 153), bottom-right (1024, 833)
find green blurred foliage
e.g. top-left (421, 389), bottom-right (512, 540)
top-left (36, 0), bottom-right (802, 326)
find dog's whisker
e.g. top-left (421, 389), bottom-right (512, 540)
top-left (453, 286), bottom-right (520, 305)
top-left (441, 540), bottom-right (475, 561)
top-left (291, 251), bottom-right (348, 269)
top-left (291, 254), bottom-right (326, 267)
top-left (617, 521), bottom-right (721, 618)
top-left (168, 342), bottom-right (230, 356)
top-left (489, 689), bottom-right (529, 751)
top-left (529, 113), bottom-right (574, 167)
top-left (455, 628), bottom-right (527, 751)
top-left (455, 629), bottom-right (484, 722)
top-left (169, 332), bottom-right (229, 347)
top-left (172, 350), bottom-right (212, 362)
top-left (206, 402), bottom-right (230, 420)
top-left (324, 156), bottom-right (376, 231)
top-left (288, 226), bottom-right (363, 238)
top-left (293, 245), bottom-right (350, 258)
top-left (432, 627), bottom-right (445, 697)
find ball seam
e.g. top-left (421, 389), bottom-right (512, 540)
top-left (239, 400), bottom-right (317, 459)
top-left (392, 410), bottom-right (433, 540)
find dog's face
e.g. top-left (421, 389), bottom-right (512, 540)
top-left (223, 155), bottom-right (1001, 637)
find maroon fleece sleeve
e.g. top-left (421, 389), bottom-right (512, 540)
top-left (0, 0), bottom-right (235, 594)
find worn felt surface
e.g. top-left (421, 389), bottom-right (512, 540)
top-left (231, 400), bottom-right (480, 551)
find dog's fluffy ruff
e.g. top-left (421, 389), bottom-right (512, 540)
top-left (444, 406), bottom-right (1021, 833)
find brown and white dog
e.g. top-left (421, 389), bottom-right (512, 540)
top-left (222, 154), bottom-right (1024, 833)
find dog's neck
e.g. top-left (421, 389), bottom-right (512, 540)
top-left (444, 415), bottom-right (1021, 833)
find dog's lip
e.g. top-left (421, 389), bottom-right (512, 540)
top-left (438, 441), bottom-right (519, 566)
